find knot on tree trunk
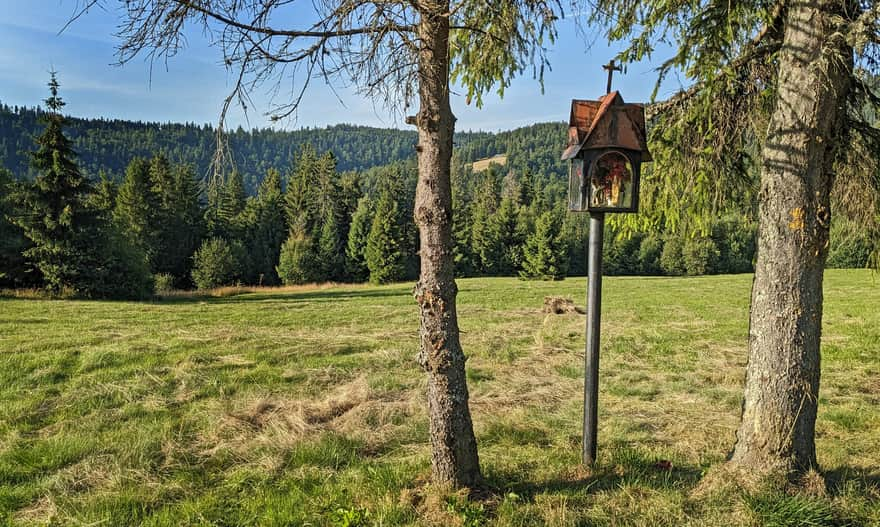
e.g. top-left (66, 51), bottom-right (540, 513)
top-left (414, 281), bottom-right (463, 373)
top-left (417, 109), bottom-right (440, 133)
top-left (415, 204), bottom-right (450, 227)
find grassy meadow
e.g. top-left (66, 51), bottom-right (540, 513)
top-left (1, 271), bottom-right (879, 526)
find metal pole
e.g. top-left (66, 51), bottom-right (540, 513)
top-left (583, 212), bottom-right (604, 465)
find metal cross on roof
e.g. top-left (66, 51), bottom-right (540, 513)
top-left (602, 59), bottom-right (623, 95)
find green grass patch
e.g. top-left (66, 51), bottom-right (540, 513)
top-left (1, 271), bottom-right (879, 525)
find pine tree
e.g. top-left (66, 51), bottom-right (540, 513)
top-left (520, 210), bottom-right (568, 281)
top-left (345, 196), bottom-right (373, 282)
top-left (365, 190), bottom-right (406, 285)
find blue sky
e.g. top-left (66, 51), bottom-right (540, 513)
top-left (0, 1), bottom-right (683, 131)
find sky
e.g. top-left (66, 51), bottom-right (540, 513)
top-left (0, 1), bottom-right (684, 132)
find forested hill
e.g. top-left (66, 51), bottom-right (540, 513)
top-left (0, 102), bottom-right (567, 192)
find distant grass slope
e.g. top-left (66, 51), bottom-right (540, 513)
top-left (1, 271), bottom-right (878, 526)
top-left (471, 154), bottom-right (508, 173)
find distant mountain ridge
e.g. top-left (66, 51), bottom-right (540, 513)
top-left (0, 101), bottom-right (567, 192)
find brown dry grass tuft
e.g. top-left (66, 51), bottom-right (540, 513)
top-left (797, 469), bottom-right (828, 497)
top-left (197, 376), bottom-right (423, 460)
top-left (414, 486), bottom-right (474, 527)
top-left (543, 296), bottom-right (586, 315)
top-left (13, 495), bottom-right (57, 525)
top-left (692, 464), bottom-right (753, 500)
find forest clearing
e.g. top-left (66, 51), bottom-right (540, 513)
top-left (1, 271), bottom-right (878, 526)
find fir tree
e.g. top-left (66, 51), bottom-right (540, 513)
top-left (520, 210), bottom-right (568, 281)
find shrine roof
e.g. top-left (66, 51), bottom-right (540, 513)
top-left (561, 91), bottom-right (651, 161)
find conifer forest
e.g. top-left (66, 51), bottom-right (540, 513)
top-left (2, 83), bottom-right (872, 299)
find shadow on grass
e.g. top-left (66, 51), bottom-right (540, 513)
top-left (484, 447), bottom-right (705, 502)
top-left (156, 286), bottom-right (413, 305)
top-left (825, 466), bottom-right (880, 496)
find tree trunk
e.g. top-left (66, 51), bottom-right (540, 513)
top-left (730, 0), bottom-right (852, 476)
top-left (412, 0), bottom-right (482, 488)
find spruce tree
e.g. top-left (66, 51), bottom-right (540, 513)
top-left (276, 218), bottom-right (317, 285)
top-left (284, 145), bottom-right (318, 230)
top-left (365, 190), bottom-right (406, 285)
top-left (345, 197), bottom-right (373, 282)
top-left (220, 171), bottom-right (246, 230)
top-left (316, 210), bottom-right (343, 282)
top-left (114, 157), bottom-right (159, 264)
top-left (451, 199), bottom-right (476, 277)
top-left (145, 162), bottom-right (205, 287)
top-left (490, 197), bottom-right (524, 275)
top-left (470, 172), bottom-right (500, 274)
top-left (191, 237), bottom-right (238, 290)
top-left (12, 73), bottom-right (152, 298)
top-left (148, 154), bottom-right (174, 203)
top-left (206, 171), bottom-right (246, 240)
top-left (520, 210), bottom-right (568, 281)
top-left (0, 168), bottom-right (34, 287)
top-left (89, 171), bottom-right (118, 214)
top-left (12, 73), bottom-right (94, 292)
top-left (451, 166), bottom-right (476, 277)
top-left (245, 168), bottom-right (286, 285)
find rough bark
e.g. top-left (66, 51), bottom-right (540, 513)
top-left (412, 0), bottom-right (482, 488)
top-left (730, 0), bottom-right (852, 476)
